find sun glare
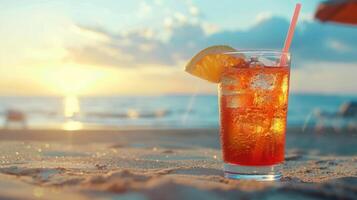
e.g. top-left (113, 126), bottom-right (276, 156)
top-left (64, 95), bottom-right (80, 118)
top-left (62, 95), bottom-right (83, 131)
top-left (62, 120), bottom-right (83, 131)
top-left (41, 64), bottom-right (106, 96)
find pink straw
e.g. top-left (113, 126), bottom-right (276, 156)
top-left (280, 3), bottom-right (302, 66)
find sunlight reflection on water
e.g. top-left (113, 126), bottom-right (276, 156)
top-left (64, 95), bottom-right (80, 118)
top-left (63, 96), bottom-right (82, 131)
top-left (62, 120), bottom-right (83, 131)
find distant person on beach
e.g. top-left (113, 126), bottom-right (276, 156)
top-left (315, 101), bottom-right (357, 132)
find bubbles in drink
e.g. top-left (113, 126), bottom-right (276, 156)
top-left (220, 65), bottom-right (289, 166)
top-left (278, 75), bottom-right (289, 106)
top-left (220, 76), bottom-right (238, 87)
top-left (271, 118), bottom-right (285, 134)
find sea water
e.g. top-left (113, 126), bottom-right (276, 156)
top-left (0, 94), bottom-right (355, 129)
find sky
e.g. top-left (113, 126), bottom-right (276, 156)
top-left (0, 0), bottom-right (356, 96)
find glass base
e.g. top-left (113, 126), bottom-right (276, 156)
top-left (223, 163), bottom-right (282, 181)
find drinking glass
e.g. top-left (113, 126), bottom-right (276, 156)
top-left (218, 50), bottom-right (290, 181)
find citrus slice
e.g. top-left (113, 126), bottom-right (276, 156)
top-left (185, 45), bottom-right (245, 83)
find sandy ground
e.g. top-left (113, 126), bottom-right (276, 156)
top-left (0, 128), bottom-right (356, 200)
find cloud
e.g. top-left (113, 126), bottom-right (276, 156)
top-left (292, 21), bottom-right (357, 63)
top-left (326, 39), bottom-right (352, 52)
top-left (138, 2), bottom-right (153, 18)
top-left (291, 62), bottom-right (357, 94)
top-left (65, 16), bottom-right (357, 68)
top-left (189, 5), bottom-right (199, 16)
top-left (71, 24), bottom-right (111, 43)
top-left (66, 22), bottom-right (206, 67)
top-left (254, 12), bottom-right (274, 25)
top-left (65, 45), bottom-right (134, 67)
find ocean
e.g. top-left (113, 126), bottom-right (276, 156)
top-left (0, 94), bottom-right (356, 129)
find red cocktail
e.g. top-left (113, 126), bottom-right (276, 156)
top-left (218, 51), bottom-right (290, 180)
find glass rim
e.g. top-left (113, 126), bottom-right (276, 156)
top-left (224, 49), bottom-right (290, 56)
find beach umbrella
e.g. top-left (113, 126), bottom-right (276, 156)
top-left (315, 0), bottom-right (357, 25)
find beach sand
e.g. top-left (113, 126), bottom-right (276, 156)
top-left (0, 127), bottom-right (356, 200)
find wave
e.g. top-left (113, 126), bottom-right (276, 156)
top-left (84, 109), bottom-right (170, 119)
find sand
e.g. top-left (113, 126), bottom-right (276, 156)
top-left (0, 128), bottom-right (356, 200)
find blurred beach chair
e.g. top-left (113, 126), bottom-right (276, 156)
top-left (4, 109), bottom-right (27, 129)
top-left (314, 101), bottom-right (357, 132)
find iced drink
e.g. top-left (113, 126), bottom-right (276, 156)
top-left (184, 46), bottom-right (291, 180)
top-left (218, 51), bottom-right (290, 180)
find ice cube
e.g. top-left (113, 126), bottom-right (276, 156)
top-left (249, 61), bottom-right (265, 68)
top-left (248, 57), bottom-right (264, 68)
top-left (258, 57), bottom-right (277, 67)
top-left (253, 93), bottom-right (273, 106)
top-left (225, 93), bottom-right (253, 108)
top-left (220, 89), bottom-right (239, 96)
top-left (251, 74), bottom-right (276, 90)
top-left (226, 95), bottom-right (240, 108)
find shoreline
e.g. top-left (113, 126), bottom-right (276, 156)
top-left (0, 127), bottom-right (356, 155)
top-left (1, 125), bottom-right (356, 134)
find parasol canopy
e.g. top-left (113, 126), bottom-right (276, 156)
top-left (315, 0), bottom-right (357, 25)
